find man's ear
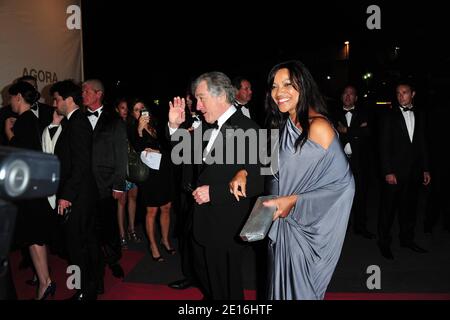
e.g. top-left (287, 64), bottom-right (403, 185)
top-left (355, 95), bottom-right (358, 103)
top-left (66, 96), bottom-right (74, 108)
top-left (411, 91), bottom-right (416, 99)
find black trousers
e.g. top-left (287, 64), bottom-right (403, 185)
top-left (174, 192), bottom-right (196, 281)
top-left (378, 175), bottom-right (420, 246)
top-left (192, 239), bottom-right (245, 300)
top-left (348, 157), bottom-right (369, 233)
top-left (94, 196), bottom-right (122, 280)
top-left (64, 204), bottom-right (100, 297)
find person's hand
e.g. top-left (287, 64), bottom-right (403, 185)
top-left (229, 170), bottom-right (248, 201)
top-left (57, 199), bottom-right (72, 215)
top-left (138, 114), bottom-right (150, 137)
top-left (5, 117), bottom-right (16, 140)
top-left (193, 185), bottom-right (210, 205)
top-left (263, 195), bottom-right (298, 221)
top-left (337, 121), bottom-right (347, 134)
top-left (423, 171), bottom-right (431, 186)
top-left (385, 174), bottom-right (397, 185)
top-left (168, 96), bottom-right (186, 129)
top-left (360, 122), bottom-right (368, 128)
top-left (144, 147), bottom-right (160, 155)
top-left (52, 110), bottom-right (64, 125)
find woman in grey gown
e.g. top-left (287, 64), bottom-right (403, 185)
top-left (230, 60), bottom-right (355, 300)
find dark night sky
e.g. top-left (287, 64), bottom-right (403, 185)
top-left (81, 1), bottom-right (449, 109)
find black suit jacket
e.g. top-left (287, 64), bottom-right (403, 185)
top-left (54, 109), bottom-right (97, 206)
top-left (90, 108), bottom-right (128, 198)
top-left (379, 106), bottom-right (429, 181)
top-left (333, 106), bottom-right (370, 168)
top-left (172, 110), bottom-right (264, 248)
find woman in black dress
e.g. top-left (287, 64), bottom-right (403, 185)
top-left (5, 81), bottom-right (56, 299)
top-left (130, 101), bottom-right (174, 262)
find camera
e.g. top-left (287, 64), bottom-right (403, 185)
top-left (0, 146), bottom-right (60, 200)
top-left (0, 146), bottom-right (60, 299)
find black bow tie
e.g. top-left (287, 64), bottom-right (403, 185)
top-left (234, 102), bottom-right (246, 110)
top-left (401, 106), bottom-right (414, 112)
top-left (30, 103), bottom-right (38, 111)
top-left (87, 110), bottom-right (99, 117)
top-left (205, 120), bottom-right (219, 130)
top-left (343, 108), bottom-right (354, 114)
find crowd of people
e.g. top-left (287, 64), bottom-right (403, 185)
top-left (1, 59), bottom-right (448, 300)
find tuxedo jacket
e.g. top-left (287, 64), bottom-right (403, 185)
top-left (54, 109), bottom-right (97, 208)
top-left (172, 110), bottom-right (264, 248)
top-left (333, 106), bottom-right (370, 168)
top-left (90, 108), bottom-right (128, 198)
top-left (379, 106), bottom-right (429, 181)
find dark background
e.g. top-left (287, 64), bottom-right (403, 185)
top-left (81, 1), bottom-right (449, 116)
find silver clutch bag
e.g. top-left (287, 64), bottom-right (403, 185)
top-left (240, 195), bottom-right (277, 242)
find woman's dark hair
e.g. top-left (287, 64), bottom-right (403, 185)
top-left (128, 97), bottom-right (158, 129)
top-left (50, 80), bottom-right (83, 107)
top-left (8, 81), bottom-right (40, 105)
top-left (265, 60), bottom-right (329, 150)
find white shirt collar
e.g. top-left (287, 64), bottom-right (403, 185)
top-left (67, 107), bottom-right (80, 120)
top-left (88, 105), bottom-right (104, 114)
top-left (216, 105), bottom-right (237, 128)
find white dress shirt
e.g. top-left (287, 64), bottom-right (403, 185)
top-left (203, 105), bottom-right (237, 160)
top-left (87, 105), bottom-right (104, 130)
top-left (400, 105), bottom-right (415, 142)
top-left (343, 106), bottom-right (354, 156)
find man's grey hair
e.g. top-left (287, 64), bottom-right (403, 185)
top-left (192, 72), bottom-right (235, 105)
top-left (83, 79), bottom-right (105, 93)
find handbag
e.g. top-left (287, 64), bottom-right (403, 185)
top-left (126, 141), bottom-right (149, 183)
top-left (239, 195), bottom-right (277, 242)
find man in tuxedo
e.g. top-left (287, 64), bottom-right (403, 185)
top-left (232, 76), bottom-right (253, 119)
top-left (378, 82), bottom-right (431, 260)
top-left (50, 80), bottom-right (100, 300)
top-left (334, 85), bottom-right (374, 239)
top-left (168, 72), bottom-right (264, 300)
top-left (82, 79), bottom-right (128, 293)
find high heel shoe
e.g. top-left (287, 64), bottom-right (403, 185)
top-left (151, 255), bottom-right (165, 262)
top-left (38, 282), bottom-right (56, 300)
top-left (160, 239), bottom-right (176, 255)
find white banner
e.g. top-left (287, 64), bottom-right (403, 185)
top-left (0, 0), bottom-right (83, 106)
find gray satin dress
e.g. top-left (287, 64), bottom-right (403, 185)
top-left (267, 117), bottom-right (355, 300)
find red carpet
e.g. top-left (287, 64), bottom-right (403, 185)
top-left (9, 249), bottom-right (145, 300)
top-left (10, 250), bottom-right (450, 300)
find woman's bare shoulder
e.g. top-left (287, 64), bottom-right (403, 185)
top-left (308, 117), bottom-right (335, 149)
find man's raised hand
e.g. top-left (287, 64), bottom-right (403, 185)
top-left (168, 96), bottom-right (186, 129)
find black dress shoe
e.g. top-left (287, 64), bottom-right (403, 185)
top-left (400, 242), bottom-right (428, 253)
top-left (377, 242), bottom-right (394, 260)
top-left (355, 229), bottom-right (376, 240)
top-left (109, 263), bottom-right (124, 278)
top-left (168, 278), bottom-right (194, 290)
